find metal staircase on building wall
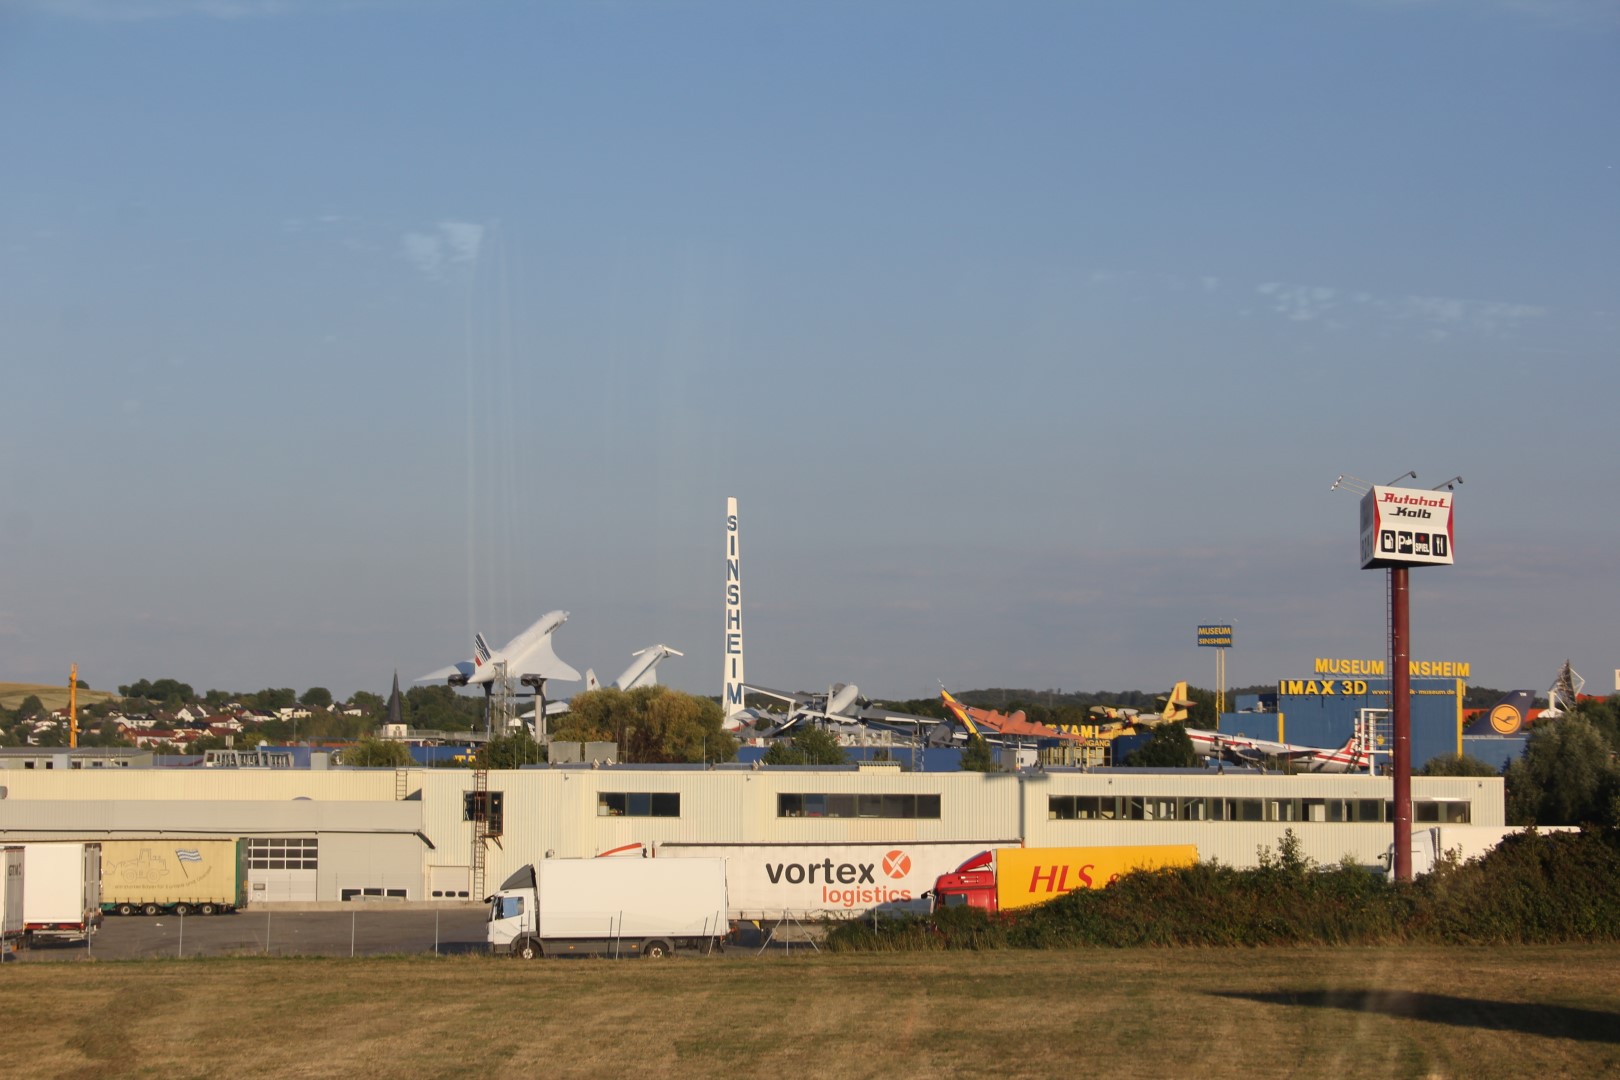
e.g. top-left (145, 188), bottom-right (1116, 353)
top-left (470, 767), bottom-right (490, 901)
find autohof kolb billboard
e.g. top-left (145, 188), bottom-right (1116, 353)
top-left (1360, 485), bottom-right (1455, 569)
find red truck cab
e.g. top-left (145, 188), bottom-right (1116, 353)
top-left (930, 850), bottom-right (998, 913)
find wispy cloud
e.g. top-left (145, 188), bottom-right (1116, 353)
top-left (18, 0), bottom-right (425, 21)
top-left (23, 0), bottom-right (297, 20)
top-left (1363, 0), bottom-right (1620, 29)
top-left (1255, 280), bottom-right (1547, 337)
top-left (400, 220), bottom-right (484, 280)
top-left (1083, 266), bottom-right (1547, 339)
top-left (1257, 282), bottom-right (1341, 324)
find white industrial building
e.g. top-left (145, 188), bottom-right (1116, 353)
top-left (0, 764), bottom-right (1504, 910)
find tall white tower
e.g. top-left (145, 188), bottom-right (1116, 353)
top-left (724, 496), bottom-right (746, 719)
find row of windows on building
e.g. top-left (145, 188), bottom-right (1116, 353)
top-left (1047, 795), bottom-right (1472, 825)
top-left (470, 790), bottom-right (1474, 825)
top-left (777, 793), bottom-right (942, 819)
top-left (247, 837), bottom-right (318, 870)
top-left (594, 792), bottom-right (948, 819)
top-left (596, 792), bottom-right (947, 819)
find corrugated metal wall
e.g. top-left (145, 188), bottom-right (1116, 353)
top-left (1022, 772), bottom-right (1503, 867)
top-left (0, 769), bottom-right (396, 803)
top-left (0, 766), bottom-right (1507, 901)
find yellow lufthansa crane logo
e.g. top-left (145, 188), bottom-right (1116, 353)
top-left (1489, 704), bottom-right (1522, 735)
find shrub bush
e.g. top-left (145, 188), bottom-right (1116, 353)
top-left (824, 827), bottom-right (1620, 952)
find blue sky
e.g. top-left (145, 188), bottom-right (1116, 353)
top-left (1, 0), bottom-right (1615, 702)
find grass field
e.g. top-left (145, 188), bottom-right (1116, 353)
top-left (0, 682), bottom-right (117, 713)
top-left (1, 947), bottom-right (1617, 1079)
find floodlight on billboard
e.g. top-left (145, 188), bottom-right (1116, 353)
top-left (1359, 485), bottom-right (1455, 570)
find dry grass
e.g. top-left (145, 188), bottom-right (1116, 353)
top-left (0, 683), bottom-right (117, 713)
top-left (2, 947), bottom-right (1617, 1079)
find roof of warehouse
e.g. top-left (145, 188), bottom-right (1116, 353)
top-left (517, 762), bottom-right (918, 773)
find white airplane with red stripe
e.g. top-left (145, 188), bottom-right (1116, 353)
top-left (1184, 728), bottom-right (1373, 773)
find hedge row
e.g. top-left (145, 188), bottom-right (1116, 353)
top-left (824, 827), bottom-right (1620, 951)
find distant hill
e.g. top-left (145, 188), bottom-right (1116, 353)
top-left (0, 682), bottom-right (118, 713)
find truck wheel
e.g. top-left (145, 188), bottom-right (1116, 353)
top-left (174, 904), bottom-right (192, 917)
top-left (143, 904), bottom-right (161, 917)
top-left (116, 903), bottom-right (135, 917)
top-left (513, 937), bottom-right (542, 960)
top-left (199, 903), bottom-right (218, 916)
top-left (641, 939), bottom-right (673, 959)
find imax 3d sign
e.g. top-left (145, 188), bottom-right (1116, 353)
top-left (1360, 485), bottom-right (1454, 569)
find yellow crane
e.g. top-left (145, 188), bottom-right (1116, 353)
top-left (68, 662), bottom-right (78, 748)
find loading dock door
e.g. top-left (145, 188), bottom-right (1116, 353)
top-left (429, 865), bottom-right (472, 901)
top-left (247, 837), bottom-right (319, 902)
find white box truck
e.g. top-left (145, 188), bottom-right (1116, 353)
top-left (487, 857), bottom-right (728, 960)
top-left (1, 847), bottom-right (22, 960)
top-left (22, 843), bottom-right (102, 944)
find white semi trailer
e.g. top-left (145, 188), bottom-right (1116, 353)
top-left (1387, 825), bottom-right (1577, 877)
top-left (1, 847), bottom-right (22, 959)
top-left (653, 840), bottom-right (1017, 920)
top-left (22, 843), bottom-right (102, 944)
top-left (487, 857), bottom-right (728, 960)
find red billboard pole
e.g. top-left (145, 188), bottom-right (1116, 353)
top-left (1348, 472), bottom-right (1458, 885)
top-left (1390, 567), bottom-right (1412, 882)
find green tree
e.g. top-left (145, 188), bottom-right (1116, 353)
top-left (1177, 686), bottom-right (1220, 729)
top-left (404, 685), bottom-right (484, 731)
top-left (1420, 753), bottom-right (1501, 777)
top-left (346, 737), bottom-right (415, 767)
top-left (1572, 696), bottom-right (1620, 751)
top-left (958, 735), bottom-right (998, 772)
top-left (479, 729), bottom-right (545, 768)
top-left (1123, 723), bottom-right (1201, 768)
top-left (300, 687), bottom-right (334, 710)
top-left (762, 725), bottom-right (848, 766)
top-left (136, 678), bottom-right (195, 704)
top-left (249, 687), bottom-right (298, 712)
top-left (554, 687), bottom-right (737, 764)
top-left (1505, 716), bottom-right (1620, 826)
top-left (85, 719), bottom-right (132, 748)
top-left (15, 695), bottom-right (46, 720)
top-left (348, 691), bottom-right (386, 717)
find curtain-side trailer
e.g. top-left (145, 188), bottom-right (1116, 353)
top-left (21, 843), bottom-right (102, 943)
top-left (100, 839), bottom-right (249, 916)
top-left (930, 844), bottom-right (1199, 914)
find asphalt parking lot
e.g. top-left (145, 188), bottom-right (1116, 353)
top-left (4, 909), bottom-right (812, 962)
top-left (7, 907), bottom-right (492, 961)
